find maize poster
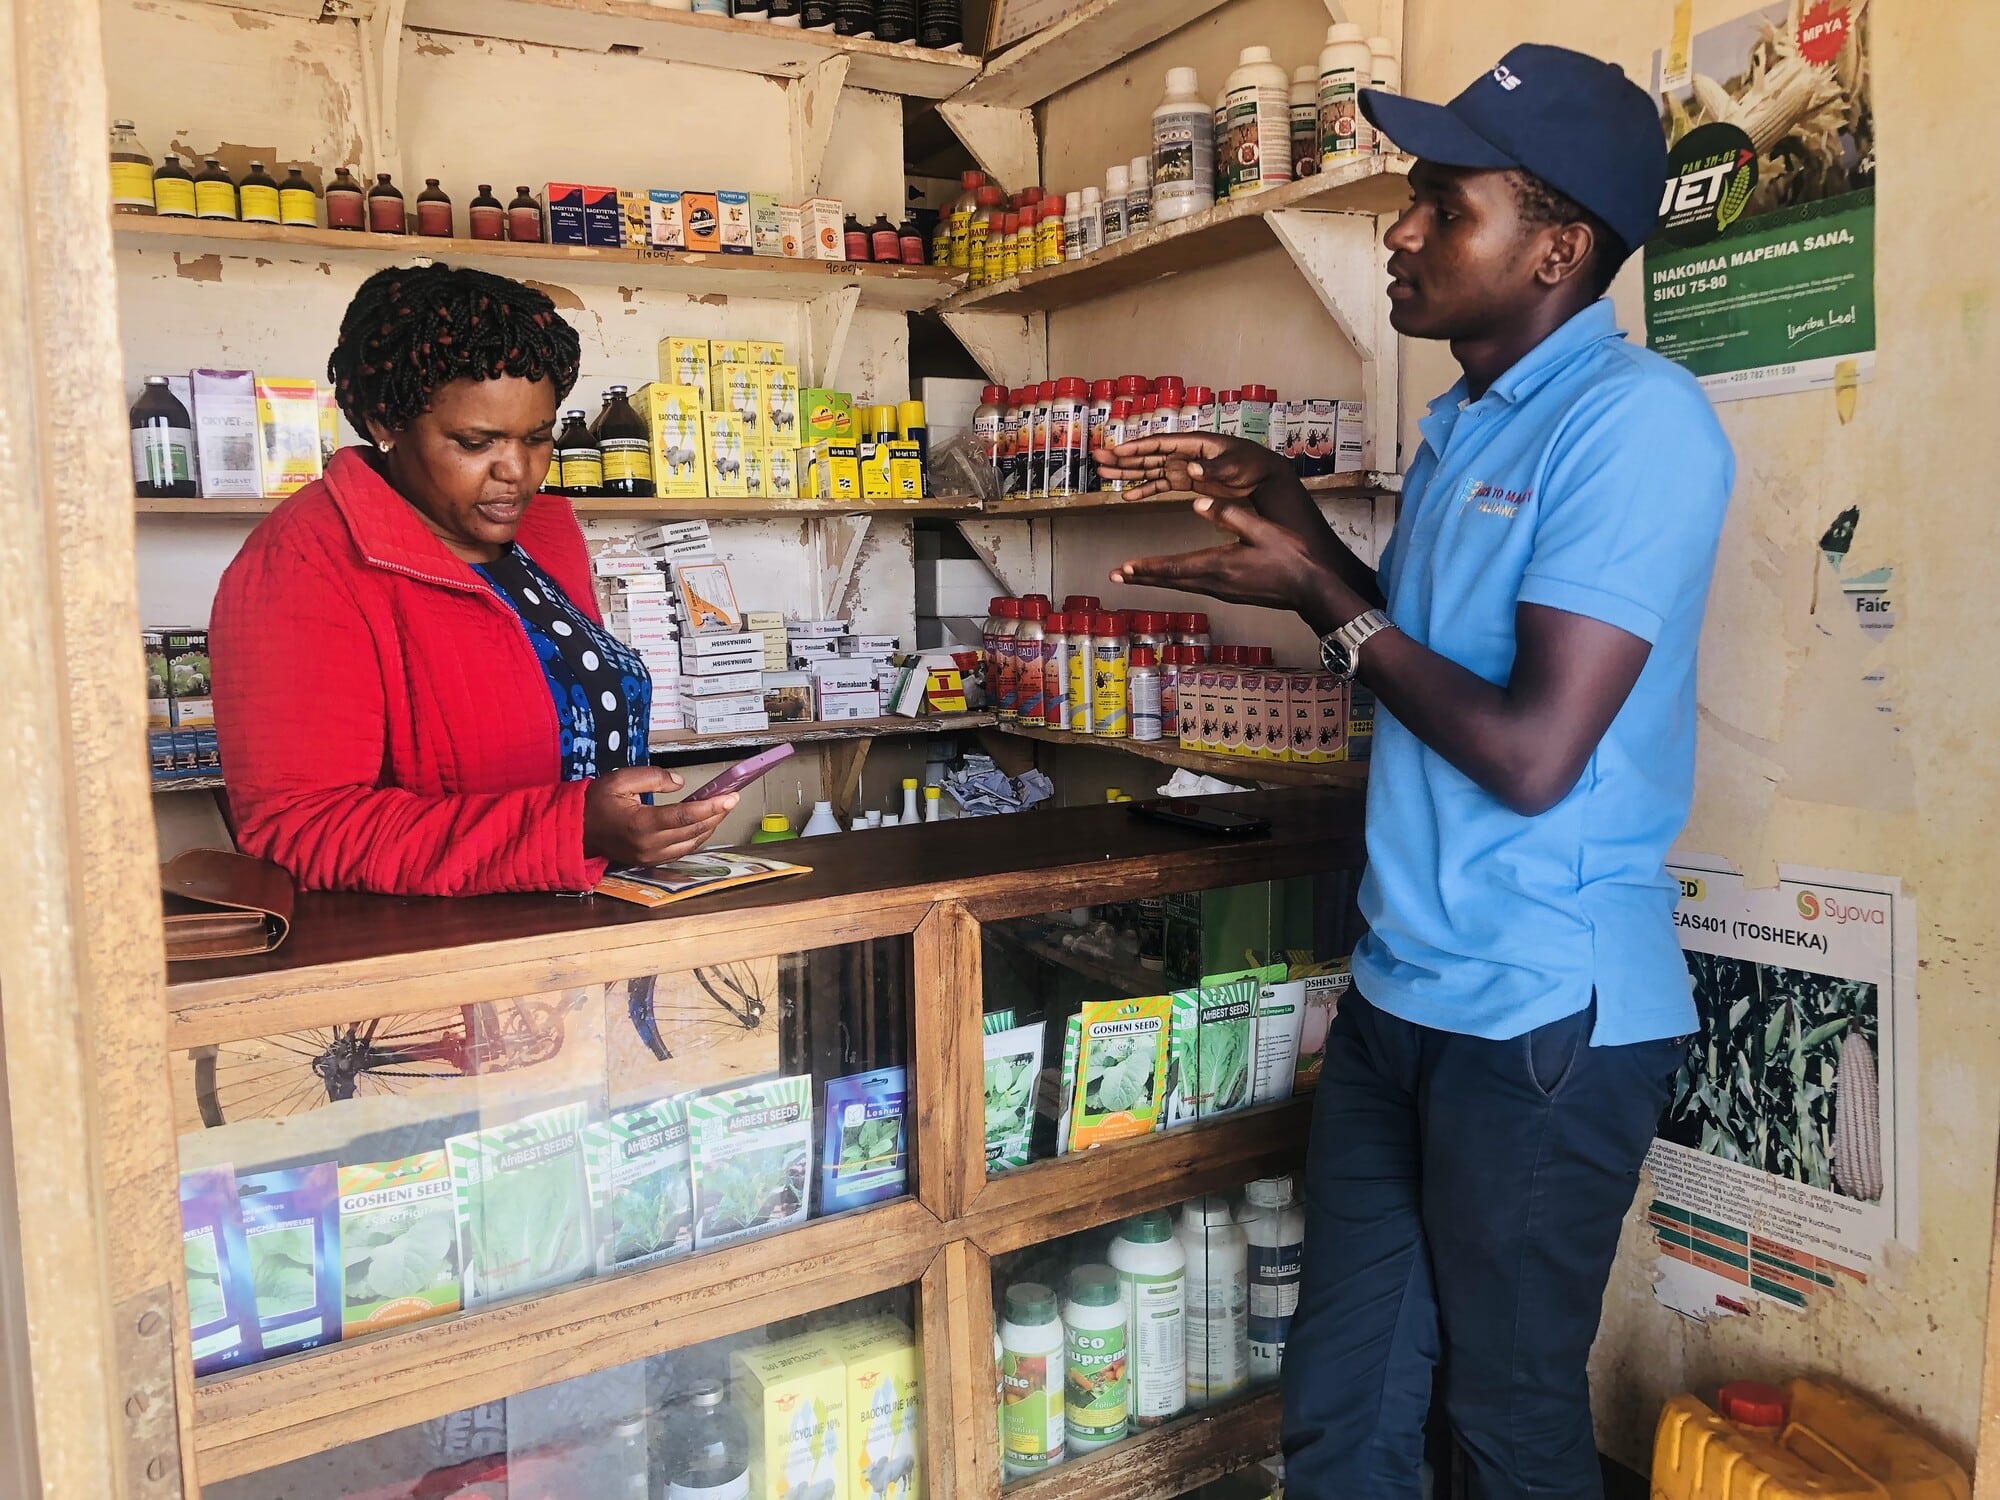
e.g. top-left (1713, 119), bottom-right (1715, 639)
top-left (1645, 859), bottom-right (1914, 1319)
top-left (1644, 0), bottom-right (1875, 400)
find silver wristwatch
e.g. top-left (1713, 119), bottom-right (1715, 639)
top-left (1319, 609), bottom-right (1396, 681)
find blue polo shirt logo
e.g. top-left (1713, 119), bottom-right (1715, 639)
top-left (1350, 299), bottom-right (1736, 1047)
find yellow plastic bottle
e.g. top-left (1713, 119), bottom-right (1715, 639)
top-left (1653, 1379), bottom-right (1969, 1500)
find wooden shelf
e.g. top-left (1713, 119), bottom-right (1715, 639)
top-left (113, 215), bottom-right (963, 311)
top-left (652, 711), bottom-right (996, 756)
top-left (135, 490), bottom-right (986, 520)
top-left (995, 721), bottom-right (1369, 790)
top-left (987, 470), bottom-right (1401, 516)
top-left (940, 158), bottom-right (1410, 316)
top-left (952, 0), bottom-right (1231, 109)
top-left (1004, 1391), bottom-right (1282, 1500)
top-left (404, 0), bottom-right (981, 98)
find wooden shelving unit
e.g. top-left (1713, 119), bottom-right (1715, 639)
top-left (135, 489), bottom-right (987, 520)
top-left (951, 0), bottom-right (1233, 110)
top-left (113, 216), bottom-right (963, 312)
top-left (403, 0), bottom-right (981, 98)
top-left (652, 711), bottom-right (995, 755)
top-left (1004, 1392), bottom-right (1282, 1500)
top-left (940, 159), bottom-right (1411, 316)
top-left (986, 470), bottom-right (1401, 516)
top-left (996, 720), bottom-right (1369, 791)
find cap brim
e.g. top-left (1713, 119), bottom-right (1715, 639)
top-left (1359, 90), bottom-right (1518, 170)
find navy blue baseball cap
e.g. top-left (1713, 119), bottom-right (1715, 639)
top-left (1360, 43), bottom-right (1665, 255)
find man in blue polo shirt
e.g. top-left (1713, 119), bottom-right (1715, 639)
top-left (1096, 44), bottom-right (1734, 1500)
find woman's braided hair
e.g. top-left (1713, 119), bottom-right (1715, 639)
top-left (328, 263), bottom-right (582, 436)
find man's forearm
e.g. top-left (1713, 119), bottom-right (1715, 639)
top-left (1253, 468), bottom-right (1385, 608)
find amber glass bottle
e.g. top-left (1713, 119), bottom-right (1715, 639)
top-left (366, 172), bottom-right (405, 234)
top-left (469, 185), bottom-right (504, 241)
top-left (597, 386), bottom-right (656, 499)
top-left (325, 167), bottom-right (365, 230)
top-left (508, 186), bottom-right (543, 242)
top-left (416, 178), bottom-right (453, 237)
top-left (194, 158), bottom-right (238, 220)
top-left (152, 154), bottom-right (196, 218)
top-left (555, 410), bottom-right (602, 497)
top-left (278, 166), bottom-right (317, 227)
top-left (238, 161), bottom-right (281, 224)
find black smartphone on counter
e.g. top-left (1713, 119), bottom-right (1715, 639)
top-left (1126, 798), bottom-right (1272, 838)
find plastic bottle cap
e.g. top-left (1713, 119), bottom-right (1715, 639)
top-left (1110, 398), bottom-right (1134, 417)
top-left (1069, 1265), bottom-right (1120, 1307)
top-left (1182, 1194), bottom-right (1234, 1227)
top-left (1245, 1176), bottom-right (1296, 1207)
top-left (1080, 186), bottom-right (1101, 205)
top-left (1129, 156), bottom-right (1151, 181)
top-left (1039, 379), bottom-right (1057, 397)
top-left (981, 384), bottom-right (1004, 402)
top-left (759, 814), bottom-right (790, 833)
top-left (1107, 165), bottom-right (1129, 193)
top-left (1091, 612), bottom-right (1119, 634)
top-left (1044, 193), bottom-right (1064, 213)
top-left (1186, 613), bottom-right (1210, 630)
top-left (902, 777), bottom-right (919, 790)
top-left (1022, 593), bottom-right (1051, 606)
top-left (1166, 65), bottom-right (1200, 95)
top-left (1057, 376), bottom-right (1088, 397)
top-left (1294, 64), bottom-right (1317, 84)
top-left (1131, 646), bottom-right (1158, 668)
top-left (1120, 1209), bottom-right (1175, 1243)
top-left (1325, 21), bottom-right (1364, 43)
top-left (1020, 204), bottom-right (1038, 225)
top-left (1221, 389), bottom-right (1240, 402)
top-left (977, 185), bottom-right (1003, 205)
top-left (1021, 596), bottom-right (1049, 620)
top-left (926, 786), bottom-right (941, 798)
top-left (1117, 375), bottom-right (1146, 397)
top-left (1092, 379), bottom-right (1115, 398)
top-left (1240, 45), bottom-right (1275, 64)
top-left (962, 169), bottom-right (985, 188)
top-left (1064, 596), bottom-right (1101, 612)
top-left (997, 597), bottom-right (1021, 619)
top-left (688, 1380), bottom-right (727, 1409)
top-left (1187, 386), bottom-right (1215, 404)
top-left (1718, 1381), bottom-right (1789, 1428)
top-left (1005, 1282), bottom-right (1058, 1324)
top-left (1002, 212), bottom-right (1019, 233)
top-left (1112, 610), bottom-right (1134, 630)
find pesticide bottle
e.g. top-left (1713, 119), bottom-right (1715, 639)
top-left (749, 814), bottom-right (797, 844)
top-left (1291, 64), bottom-right (1321, 179)
top-left (1318, 23), bottom-right (1372, 167)
top-left (948, 170), bottom-right (984, 268)
top-left (1129, 646), bottom-right (1163, 743)
top-left (1178, 1195), bottom-right (1249, 1407)
top-left (1063, 1265), bottom-right (1129, 1453)
top-left (1223, 46), bottom-right (1292, 196)
top-left (1076, 186), bottom-right (1103, 254)
top-left (1212, 87), bottom-right (1232, 202)
top-left (1365, 37), bottom-right (1402, 156)
top-left (999, 1282), bottom-right (1065, 1477)
top-left (1238, 1176), bottom-right (1306, 1383)
top-left (1150, 67), bottom-right (1215, 225)
top-left (1125, 156), bottom-right (1152, 233)
top-left (923, 785), bottom-right (943, 821)
top-left (1109, 1211), bottom-right (1186, 1428)
top-left (1102, 164), bottom-right (1129, 246)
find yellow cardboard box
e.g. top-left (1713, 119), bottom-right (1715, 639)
top-left (714, 362), bottom-right (769, 444)
top-left (765, 445), bottom-right (798, 500)
top-left (704, 411), bottom-right (751, 496)
top-left (887, 440), bottom-right (923, 500)
top-left (658, 337), bottom-right (712, 403)
top-left (731, 1335), bottom-right (847, 1500)
top-left (819, 1320), bottom-right (923, 1500)
top-left (765, 365), bottom-right (801, 445)
top-left (630, 382), bottom-right (708, 498)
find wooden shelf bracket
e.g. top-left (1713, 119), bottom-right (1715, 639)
top-left (798, 283), bottom-right (861, 389)
top-left (938, 308), bottom-right (1048, 392)
top-left (786, 53), bottom-right (851, 202)
top-left (936, 101), bottom-right (1041, 199)
top-left (1266, 208), bottom-right (1400, 472)
top-left (358, 0), bottom-right (408, 183)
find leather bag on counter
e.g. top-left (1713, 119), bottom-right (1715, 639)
top-left (161, 848), bottom-right (294, 962)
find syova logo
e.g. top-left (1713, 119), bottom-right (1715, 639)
top-left (1796, 890), bottom-right (1885, 926)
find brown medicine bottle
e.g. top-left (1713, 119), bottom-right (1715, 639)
top-left (131, 377), bottom-right (198, 498)
top-left (416, 178), bottom-right (453, 237)
top-left (469, 185), bottom-right (504, 241)
top-left (325, 167), bottom-right (365, 230)
top-left (597, 386), bottom-right (656, 498)
top-left (152, 154), bottom-right (196, 218)
top-left (194, 158), bottom-right (238, 221)
top-left (507, 186), bottom-right (543, 242)
top-left (278, 165), bottom-right (317, 227)
top-left (238, 161), bottom-right (281, 224)
top-left (367, 172), bottom-right (405, 234)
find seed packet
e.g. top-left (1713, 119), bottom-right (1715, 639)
top-left (583, 1096), bottom-right (694, 1273)
top-left (339, 1151), bottom-right (461, 1338)
top-left (820, 1067), bottom-right (909, 1213)
top-left (1068, 996), bottom-right (1173, 1150)
top-left (982, 1009), bottom-right (1018, 1034)
top-left (447, 1102), bottom-right (595, 1306)
top-left (688, 1074), bottom-right (814, 1248)
top-left (236, 1162), bottom-right (341, 1358)
top-left (982, 1021), bottom-right (1044, 1172)
top-left (178, 1164), bottom-right (264, 1375)
top-left (1161, 977), bottom-right (1261, 1127)
top-left (1291, 959), bottom-right (1352, 1092)
top-left (1249, 974), bottom-right (1308, 1106)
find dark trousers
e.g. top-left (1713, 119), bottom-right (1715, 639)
top-left (1280, 992), bottom-right (1685, 1500)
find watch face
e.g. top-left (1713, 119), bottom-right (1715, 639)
top-left (1320, 634), bottom-right (1354, 677)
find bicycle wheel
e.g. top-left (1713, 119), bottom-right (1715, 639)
top-left (191, 1012), bottom-right (474, 1128)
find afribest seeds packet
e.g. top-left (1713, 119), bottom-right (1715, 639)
top-left (1160, 976), bottom-right (1260, 1128)
top-left (446, 1101), bottom-right (595, 1306)
top-left (687, 1074), bottom-right (813, 1249)
top-left (583, 1096), bottom-right (694, 1273)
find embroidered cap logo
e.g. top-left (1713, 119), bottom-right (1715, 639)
top-left (1491, 63), bottom-right (1523, 91)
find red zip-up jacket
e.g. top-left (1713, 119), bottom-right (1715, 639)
top-left (211, 447), bottom-right (612, 896)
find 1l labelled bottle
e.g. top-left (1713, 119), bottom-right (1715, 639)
top-left (1178, 1195), bottom-right (1249, 1407)
top-left (1151, 67), bottom-right (1215, 225)
top-left (1110, 1210), bottom-right (1186, 1427)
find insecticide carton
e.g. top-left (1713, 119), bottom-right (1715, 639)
top-left (683, 191), bottom-right (722, 252)
top-left (630, 382), bottom-right (709, 498)
top-left (824, 444), bottom-right (862, 502)
top-left (659, 336), bottom-right (712, 399)
top-left (704, 411), bottom-right (752, 497)
top-left (1239, 670), bottom-right (1269, 757)
top-left (1068, 995), bottom-right (1173, 1150)
top-left (888, 441), bottom-right (924, 499)
top-left (751, 192), bottom-right (785, 256)
top-left (255, 377), bottom-right (324, 495)
top-left (804, 388), bottom-right (853, 442)
top-left (766, 365), bottom-right (801, 442)
top-left (647, 188), bottom-right (686, 249)
top-left (860, 440), bottom-right (895, 500)
top-left (338, 1151), bottom-right (461, 1337)
top-left (821, 1319), bottom-right (924, 1500)
top-left (731, 1334), bottom-right (848, 1500)
top-left (1313, 673), bottom-right (1346, 761)
top-left (1286, 670), bottom-right (1319, 761)
top-left (1213, 669), bottom-right (1245, 754)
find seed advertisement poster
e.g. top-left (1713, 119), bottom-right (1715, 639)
top-left (1644, 0), bottom-right (1875, 400)
top-left (1646, 858), bottom-right (1915, 1319)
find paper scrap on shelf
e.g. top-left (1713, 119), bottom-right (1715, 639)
top-left (944, 758), bottom-right (1053, 816)
top-left (1157, 769), bottom-right (1249, 797)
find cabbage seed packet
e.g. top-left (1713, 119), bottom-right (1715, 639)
top-left (820, 1066), bottom-right (909, 1213)
top-left (339, 1150), bottom-right (461, 1336)
top-left (236, 1161), bottom-right (341, 1357)
top-left (583, 1096), bottom-right (694, 1272)
top-left (687, 1074), bottom-right (813, 1249)
top-left (983, 1021), bottom-right (1044, 1172)
top-left (179, 1163), bottom-right (264, 1375)
top-left (1068, 995), bottom-right (1172, 1149)
top-left (1162, 977), bottom-right (1260, 1128)
top-left (447, 1101), bottom-right (594, 1305)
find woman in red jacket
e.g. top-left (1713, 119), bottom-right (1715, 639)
top-left (211, 264), bottom-right (736, 895)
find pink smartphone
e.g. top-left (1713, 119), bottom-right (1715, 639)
top-left (688, 742), bottom-right (796, 801)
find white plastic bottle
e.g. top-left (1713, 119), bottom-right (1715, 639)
top-left (900, 777), bottom-right (920, 823)
top-left (1000, 1282), bottom-right (1066, 1478)
top-left (1076, 186), bottom-right (1104, 254)
top-left (1178, 1196), bottom-right (1249, 1408)
top-left (1238, 1177), bottom-right (1306, 1384)
top-left (1365, 36), bottom-right (1402, 156)
top-left (1063, 1265), bottom-right (1130, 1454)
top-left (1101, 164), bottom-right (1129, 246)
top-left (923, 785), bottom-right (943, 821)
top-left (1109, 1211), bottom-right (1186, 1428)
top-left (1125, 155), bottom-right (1152, 233)
top-left (1290, 64), bottom-right (1321, 180)
top-left (1223, 46), bottom-right (1293, 196)
top-left (1151, 67), bottom-right (1216, 225)
top-left (801, 800), bottom-right (842, 837)
top-left (1317, 23), bottom-right (1372, 168)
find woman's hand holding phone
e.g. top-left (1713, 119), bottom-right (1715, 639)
top-left (584, 767), bottom-right (736, 868)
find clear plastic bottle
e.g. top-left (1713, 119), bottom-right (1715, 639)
top-left (659, 1381), bottom-right (751, 1500)
top-left (1129, 646), bottom-right (1163, 742)
top-left (1125, 155), bottom-right (1153, 234)
top-left (1366, 36), bottom-right (1403, 156)
top-left (1238, 1176), bottom-right (1306, 1384)
top-left (1064, 1265), bottom-right (1130, 1454)
top-left (1000, 1282), bottom-right (1066, 1478)
top-left (109, 120), bottom-right (156, 215)
top-left (1317, 22), bottom-right (1373, 167)
top-left (1291, 65), bottom-right (1322, 179)
top-left (1150, 67), bottom-right (1215, 226)
top-left (1109, 1211), bottom-right (1186, 1428)
top-left (1101, 164), bottom-right (1129, 246)
top-left (1178, 1196), bottom-right (1249, 1408)
top-left (1224, 45), bottom-right (1293, 196)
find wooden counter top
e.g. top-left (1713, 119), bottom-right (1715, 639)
top-left (163, 789), bottom-right (1364, 1047)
